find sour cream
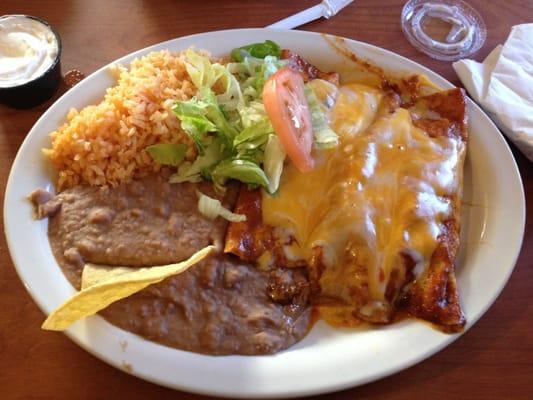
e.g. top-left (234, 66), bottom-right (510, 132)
top-left (0, 15), bottom-right (59, 88)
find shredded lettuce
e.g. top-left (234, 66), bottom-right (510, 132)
top-left (197, 191), bottom-right (246, 222)
top-left (306, 78), bottom-right (339, 110)
top-left (234, 117), bottom-right (272, 151)
top-left (168, 47), bottom-right (284, 189)
top-left (149, 44), bottom-right (338, 192)
top-left (171, 108), bottom-right (216, 155)
top-left (173, 87), bottom-right (239, 153)
top-left (169, 137), bottom-right (226, 183)
top-left (305, 84), bottom-right (339, 149)
top-left (184, 49), bottom-right (225, 90)
top-left (211, 158), bottom-right (269, 190)
top-left (263, 134), bottom-right (286, 194)
top-left (230, 40), bottom-right (281, 62)
top-left (184, 49), bottom-right (243, 112)
top-left (146, 143), bottom-right (187, 166)
top-left (228, 55), bottom-right (285, 101)
top-left (238, 100), bottom-right (270, 129)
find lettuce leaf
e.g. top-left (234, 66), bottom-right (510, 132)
top-left (263, 134), bottom-right (286, 194)
top-left (169, 137), bottom-right (226, 183)
top-left (159, 48), bottom-right (338, 192)
top-left (232, 110), bottom-right (274, 165)
top-left (238, 100), bottom-right (270, 129)
top-left (306, 78), bottom-right (339, 111)
top-left (173, 87), bottom-right (239, 152)
top-left (146, 143), bottom-right (188, 166)
top-left (184, 48), bottom-right (243, 113)
top-left (234, 117), bottom-right (272, 149)
top-left (170, 49), bottom-right (282, 190)
top-left (305, 84), bottom-right (339, 149)
top-left (184, 48), bottom-right (226, 90)
top-left (228, 55), bottom-right (285, 101)
top-left (230, 40), bottom-right (281, 62)
top-left (197, 191), bottom-right (246, 222)
top-left (211, 158), bottom-right (269, 190)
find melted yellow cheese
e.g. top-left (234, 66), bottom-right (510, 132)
top-left (262, 82), bottom-right (464, 321)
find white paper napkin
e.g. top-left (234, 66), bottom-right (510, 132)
top-left (453, 23), bottom-right (533, 161)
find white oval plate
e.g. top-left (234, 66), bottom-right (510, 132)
top-left (4, 29), bottom-right (525, 398)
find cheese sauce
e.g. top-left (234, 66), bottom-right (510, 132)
top-left (262, 81), bottom-right (464, 322)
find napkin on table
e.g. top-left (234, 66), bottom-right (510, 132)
top-left (453, 23), bottom-right (533, 161)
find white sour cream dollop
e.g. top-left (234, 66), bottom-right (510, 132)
top-left (0, 16), bottom-right (59, 87)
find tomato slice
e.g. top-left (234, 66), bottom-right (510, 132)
top-left (262, 67), bottom-right (314, 172)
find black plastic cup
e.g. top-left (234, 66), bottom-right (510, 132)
top-left (0, 15), bottom-right (62, 109)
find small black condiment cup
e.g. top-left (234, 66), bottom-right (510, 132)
top-left (0, 15), bottom-right (62, 109)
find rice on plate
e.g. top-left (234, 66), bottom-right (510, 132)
top-left (44, 50), bottom-right (198, 190)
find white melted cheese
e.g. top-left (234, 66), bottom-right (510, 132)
top-left (262, 82), bottom-right (465, 319)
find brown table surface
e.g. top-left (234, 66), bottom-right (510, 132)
top-left (1, 1), bottom-right (532, 399)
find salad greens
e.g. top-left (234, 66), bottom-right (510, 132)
top-left (147, 41), bottom-right (338, 193)
top-left (212, 158), bottom-right (269, 189)
top-left (263, 134), bottom-right (286, 194)
top-left (146, 143), bottom-right (188, 166)
top-left (304, 86), bottom-right (339, 148)
top-left (197, 191), bottom-right (247, 222)
top-left (230, 40), bottom-right (281, 62)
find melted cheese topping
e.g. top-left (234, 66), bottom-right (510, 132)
top-left (262, 82), bottom-right (464, 321)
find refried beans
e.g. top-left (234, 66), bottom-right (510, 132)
top-left (30, 174), bottom-right (312, 355)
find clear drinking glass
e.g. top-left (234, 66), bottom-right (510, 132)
top-left (401, 0), bottom-right (487, 61)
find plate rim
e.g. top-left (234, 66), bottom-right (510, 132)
top-left (4, 28), bottom-right (526, 398)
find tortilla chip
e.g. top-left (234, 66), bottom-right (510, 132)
top-left (81, 264), bottom-right (138, 290)
top-left (42, 245), bottom-right (214, 330)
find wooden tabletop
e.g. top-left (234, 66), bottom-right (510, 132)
top-left (1, 1), bottom-right (532, 399)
